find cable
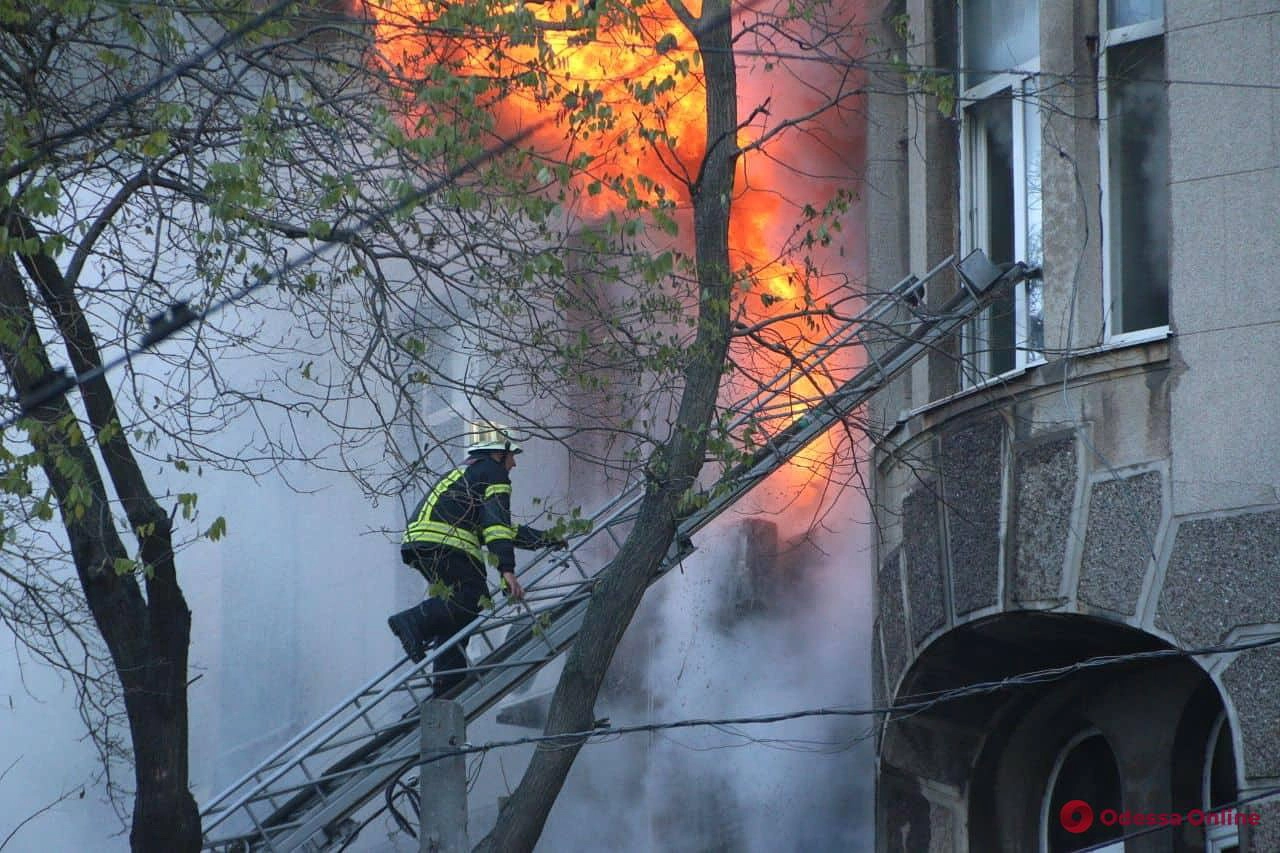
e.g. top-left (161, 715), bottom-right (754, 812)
top-left (409, 630), bottom-right (1280, 768)
top-left (1070, 781), bottom-right (1280, 852)
top-left (376, 631), bottom-right (1280, 842)
top-left (3, 0), bottom-right (780, 430)
top-left (384, 774), bottom-right (419, 839)
top-left (367, 7), bottom-right (1280, 94)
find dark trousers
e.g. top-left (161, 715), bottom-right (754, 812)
top-left (404, 545), bottom-right (488, 688)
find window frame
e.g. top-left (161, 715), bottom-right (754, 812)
top-left (1203, 712), bottom-right (1241, 852)
top-left (1039, 728), bottom-right (1125, 853)
top-left (957, 0), bottom-right (1045, 387)
top-left (959, 64), bottom-right (1045, 385)
top-left (1098, 3), bottom-right (1169, 345)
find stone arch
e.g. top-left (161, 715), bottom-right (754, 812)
top-left (878, 612), bottom-right (1237, 853)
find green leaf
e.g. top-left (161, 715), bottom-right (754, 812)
top-left (176, 492), bottom-right (198, 520)
top-left (205, 516), bottom-right (228, 541)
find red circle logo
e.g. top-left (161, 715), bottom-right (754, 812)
top-left (1060, 800), bottom-right (1094, 834)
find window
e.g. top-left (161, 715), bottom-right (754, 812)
top-left (1041, 731), bottom-right (1124, 853)
top-left (1101, 0), bottom-right (1169, 339)
top-left (1203, 713), bottom-right (1240, 853)
top-left (960, 0), bottom-right (1044, 384)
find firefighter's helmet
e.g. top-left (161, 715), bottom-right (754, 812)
top-left (466, 423), bottom-right (522, 456)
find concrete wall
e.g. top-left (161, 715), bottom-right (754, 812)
top-left (1165, 0), bottom-right (1280, 517)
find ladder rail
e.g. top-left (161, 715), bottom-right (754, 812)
top-left (201, 484), bottom-right (652, 843)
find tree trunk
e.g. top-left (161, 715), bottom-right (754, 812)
top-left (473, 1), bottom-right (739, 847)
top-left (1, 230), bottom-right (201, 851)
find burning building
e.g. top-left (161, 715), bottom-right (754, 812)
top-left (863, 1), bottom-right (1280, 851)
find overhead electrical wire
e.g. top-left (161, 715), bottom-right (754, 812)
top-left (402, 630), bottom-right (1280, 768)
top-left (4, 1), bottom-right (1273, 430)
top-left (0, 0), bottom-right (783, 430)
top-left (360, 631), bottom-right (1280, 844)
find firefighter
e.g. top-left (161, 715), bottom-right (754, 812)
top-left (387, 426), bottom-right (565, 693)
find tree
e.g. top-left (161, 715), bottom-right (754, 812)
top-left (1, 0), bottom-right (872, 848)
top-left (0, 2), bottom-right (514, 847)
top-left (354, 0), bottom-right (872, 847)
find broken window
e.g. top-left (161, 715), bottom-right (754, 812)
top-left (1101, 1), bottom-right (1169, 337)
top-left (960, 0), bottom-right (1044, 384)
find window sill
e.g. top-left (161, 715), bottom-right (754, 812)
top-left (1104, 325), bottom-right (1170, 348)
top-left (894, 334), bottom-right (1171, 428)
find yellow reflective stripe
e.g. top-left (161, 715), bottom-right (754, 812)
top-left (403, 468), bottom-right (464, 541)
top-left (404, 521), bottom-right (483, 561)
top-left (484, 483), bottom-right (512, 499)
top-left (423, 468), bottom-right (466, 516)
top-left (407, 520), bottom-right (480, 548)
top-left (483, 524), bottom-right (514, 542)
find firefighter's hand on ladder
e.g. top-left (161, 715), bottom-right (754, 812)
top-left (501, 570), bottom-right (525, 600)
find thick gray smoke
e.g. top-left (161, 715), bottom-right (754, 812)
top-left (532, 477), bottom-right (875, 851)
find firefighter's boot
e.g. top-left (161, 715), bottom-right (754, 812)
top-left (387, 601), bottom-right (434, 663)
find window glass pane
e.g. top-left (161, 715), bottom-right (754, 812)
top-left (968, 95), bottom-right (1017, 375)
top-left (980, 97), bottom-right (1015, 267)
top-left (1047, 735), bottom-right (1124, 853)
top-left (963, 0), bottom-right (1040, 87)
top-left (1022, 80), bottom-right (1044, 356)
top-left (1109, 0), bottom-right (1164, 29)
top-left (1107, 37), bottom-right (1169, 333)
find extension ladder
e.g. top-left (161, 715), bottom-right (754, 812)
top-left (199, 250), bottom-right (1031, 850)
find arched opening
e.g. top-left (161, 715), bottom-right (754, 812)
top-left (1041, 730), bottom-right (1124, 853)
top-left (1203, 713), bottom-right (1240, 852)
top-left (878, 612), bottom-right (1236, 853)
top-left (1171, 680), bottom-right (1242, 852)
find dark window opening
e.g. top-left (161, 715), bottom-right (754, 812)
top-left (1046, 734), bottom-right (1124, 853)
top-left (1107, 37), bottom-right (1169, 334)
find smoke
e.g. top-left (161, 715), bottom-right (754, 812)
top-left (526, 0), bottom-right (877, 845)
top-left (535, 476), bottom-right (875, 852)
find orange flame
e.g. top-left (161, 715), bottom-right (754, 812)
top-left (368, 0), bottom-right (706, 215)
top-left (365, 0), bottom-right (865, 507)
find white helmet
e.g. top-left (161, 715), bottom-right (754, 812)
top-left (467, 422), bottom-right (522, 456)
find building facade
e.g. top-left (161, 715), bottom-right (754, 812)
top-left (864, 1), bottom-right (1280, 851)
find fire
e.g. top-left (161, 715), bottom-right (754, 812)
top-left (364, 0), bottom-right (864, 505)
top-left (367, 0), bottom-right (706, 214)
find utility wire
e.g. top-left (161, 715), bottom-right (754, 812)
top-left (409, 631), bottom-right (1280, 768)
top-left (375, 630), bottom-right (1280, 843)
top-left (5, 4), bottom-right (1273, 430)
top-left (1071, 781), bottom-right (1280, 852)
top-left (1, 0), bottom-right (777, 430)
top-left (364, 5), bottom-right (1280, 94)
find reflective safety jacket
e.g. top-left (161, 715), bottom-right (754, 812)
top-left (401, 455), bottom-right (551, 574)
